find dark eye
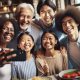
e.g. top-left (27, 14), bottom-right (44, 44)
top-left (27, 15), bottom-right (31, 19)
top-left (2, 27), bottom-right (8, 30)
top-left (10, 29), bottom-right (14, 32)
top-left (43, 38), bottom-right (47, 40)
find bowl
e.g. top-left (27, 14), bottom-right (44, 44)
top-left (58, 69), bottom-right (80, 80)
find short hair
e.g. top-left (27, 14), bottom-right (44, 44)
top-left (55, 6), bottom-right (80, 33)
top-left (37, 0), bottom-right (56, 14)
top-left (15, 3), bottom-right (34, 19)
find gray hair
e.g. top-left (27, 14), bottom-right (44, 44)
top-left (15, 3), bottom-right (34, 18)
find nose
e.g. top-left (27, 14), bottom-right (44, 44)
top-left (23, 16), bottom-right (28, 22)
top-left (24, 41), bottom-right (28, 46)
top-left (65, 22), bottom-right (71, 29)
top-left (46, 38), bottom-right (50, 43)
top-left (6, 29), bottom-right (12, 34)
top-left (45, 12), bottom-right (49, 17)
top-left (66, 22), bottom-right (71, 27)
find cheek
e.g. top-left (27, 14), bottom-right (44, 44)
top-left (11, 32), bottom-right (14, 36)
top-left (40, 13), bottom-right (45, 19)
top-left (62, 26), bottom-right (67, 32)
top-left (42, 40), bottom-right (46, 46)
top-left (19, 17), bottom-right (23, 23)
top-left (28, 18), bottom-right (32, 23)
top-left (19, 42), bottom-right (25, 48)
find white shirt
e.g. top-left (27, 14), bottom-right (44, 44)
top-left (0, 64), bottom-right (11, 80)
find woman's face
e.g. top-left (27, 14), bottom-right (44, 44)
top-left (1, 21), bottom-right (14, 43)
top-left (18, 34), bottom-right (34, 53)
top-left (42, 32), bottom-right (57, 50)
top-left (40, 5), bottom-right (56, 26)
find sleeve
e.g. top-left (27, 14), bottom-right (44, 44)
top-left (62, 52), bottom-right (68, 70)
top-left (36, 58), bottom-right (49, 76)
top-left (36, 58), bottom-right (45, 76)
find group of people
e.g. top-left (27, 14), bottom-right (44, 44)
top-left (0, 0), bottom-right (80, 80)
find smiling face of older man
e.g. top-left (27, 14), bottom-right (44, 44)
top-left (19, 8), bottom-right (33, 30)
top-left (16, 3), bottom-right (34, 31)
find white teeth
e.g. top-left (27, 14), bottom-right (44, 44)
top-left (67, 28), bottom-right (72, 33)
top-left (5, 35), bottom-right (11, 38)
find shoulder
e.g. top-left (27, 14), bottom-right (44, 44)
top-left (55, 50), bottom-right (62, 58)
top-left (36, 49), bottom-right (44, 59)
top-left (31, 20), bottom-right (41, 30)
top-left (60, 36), bottom-right (68, 47)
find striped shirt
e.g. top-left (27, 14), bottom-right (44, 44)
top-left (11, 55), bottom-right (36, 80)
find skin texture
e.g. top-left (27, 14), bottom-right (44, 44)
top-left (1, 21), bottom-right (14, 43)
top-left (62, 16), bottom-right (79, 41)
top-left (19, 8), bottom-right (33, 30)
top-left (42, 32), bottom-right (57, 51)
top-left (40, 5), bottom-right (56, 26)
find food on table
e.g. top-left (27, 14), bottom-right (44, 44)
top-left (63, 71), bottom-right (80, 78)
top-left (32, 77), bottom-right (43, 80)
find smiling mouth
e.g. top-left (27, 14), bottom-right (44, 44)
top-left (4, 35), bottom-right (11, 40)
top-left (66, 28), bottom-right (73, 34)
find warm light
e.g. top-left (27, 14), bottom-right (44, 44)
top-left (3, 6), bottom-right (8, 11)
top-left (13, 7), bottom-right (16, 12)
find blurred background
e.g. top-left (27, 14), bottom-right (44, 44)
top-left (0, 0), bottom-right (80, 19)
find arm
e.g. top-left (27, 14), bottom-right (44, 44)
top-left (36, 58), bottom-right (49, 76)
top-left (60, 46), bottom-right (68, 70)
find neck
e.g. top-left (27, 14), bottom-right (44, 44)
top-left (45, 49), bottom-right (55, 57)
top-left (69, 31), bottom-right (79, 42)
top-left (26, 51), bottom-right (32, 61)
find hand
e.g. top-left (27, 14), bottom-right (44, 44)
top-left (60, 46), bottom-right (67, 56)
top-left (38, 58), bottom-right (49, 74)
top-left (0, 48), bottom-right (16, 64)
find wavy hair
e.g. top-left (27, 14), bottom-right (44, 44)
top-left (55, 6), bottom-right (80, 33)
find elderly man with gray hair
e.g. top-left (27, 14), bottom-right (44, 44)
top-left (15, 3), bottom-right (42, 43)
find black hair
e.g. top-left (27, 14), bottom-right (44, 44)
top-left (37, 0), bottom-right (56, 14)
top-left (41, 31), bottom-right (60, 51)
top-left (0, 18), bottom-right (18, 40)
top-left (55, 6), bottom-right (80, 33)
top-left (17, 32), bottom-right (35, 53)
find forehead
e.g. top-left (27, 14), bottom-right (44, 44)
top-left (3, 21), bottom-right (13, 28)
top-left (62, 16), bottom-right (74, 22)
top-left (20, 8), bottom-right (33, 16)
top-left (40, 5), bottom-right (54, 11)
top-left (20, 34), bottom-right (32, 40)
top-left (43, 32), bottom-right (55, 38)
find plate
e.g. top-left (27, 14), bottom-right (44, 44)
top-left (28, 76), bottom-right (52, 80)
top-left (59, 69), bottom-right (80, 80)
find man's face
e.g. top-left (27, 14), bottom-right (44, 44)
top-left (40, 5), bottom-right (56, 26)
top-left (1, 21), bottom-right (14, 43)
top-left (19, 8), bottom-right (33, 30)
top-left (62, 16), bottom-right (79, 41)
